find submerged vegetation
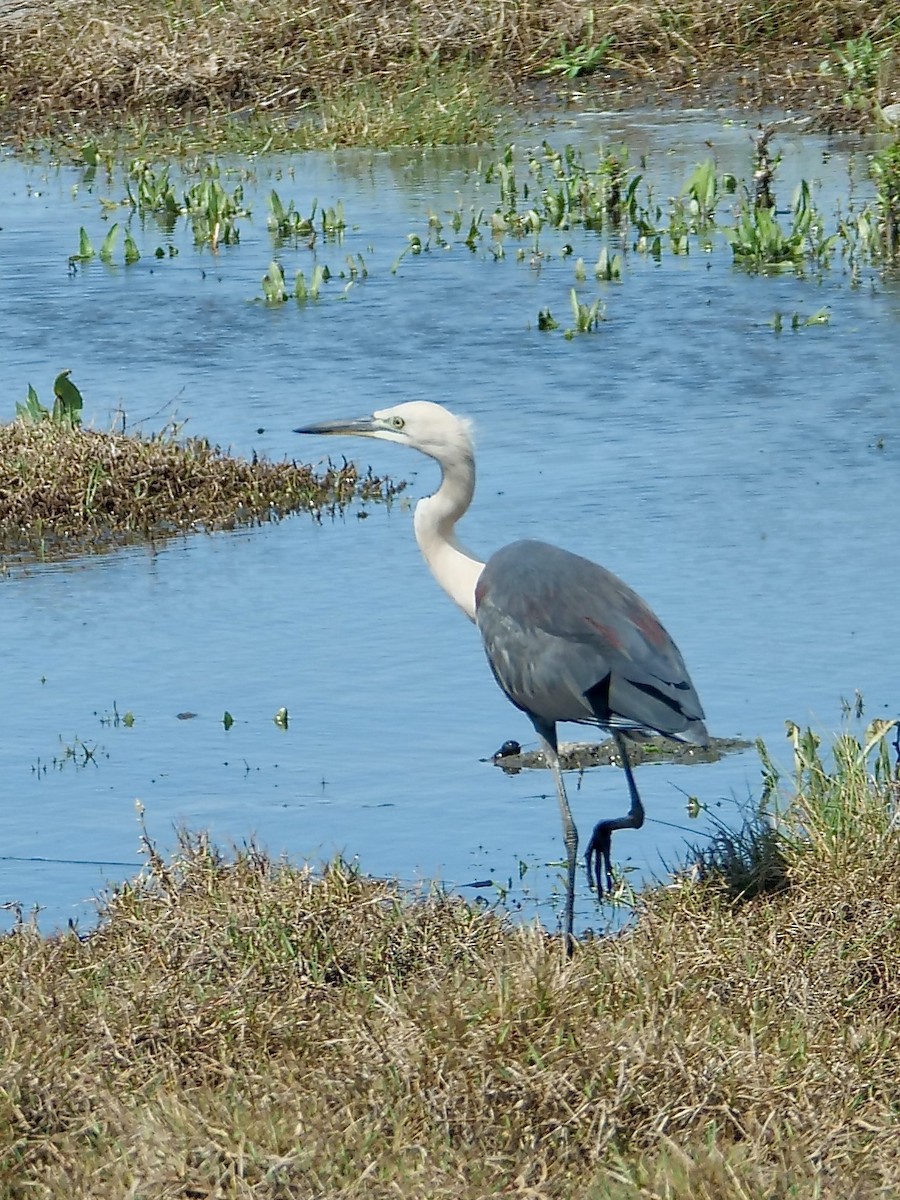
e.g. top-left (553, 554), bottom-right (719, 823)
top-left (1, 721), bottom-right (898, 1197)
top-left (55, 129), bottom-right (900, 351)
top-left (0, 398), bottom-right (402, 561)
top-left (391, 131), bottom-right (900, 298)
top-left (1, 1), bottom-right (900, 149)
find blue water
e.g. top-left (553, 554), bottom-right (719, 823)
top-left (1, 111), bottom-right (898, 935)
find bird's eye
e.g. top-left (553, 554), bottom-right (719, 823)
top-left (390, 416), bottom-right (405, 430)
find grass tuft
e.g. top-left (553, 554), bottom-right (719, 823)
top-left (0, 419), bottom-right (403, 562)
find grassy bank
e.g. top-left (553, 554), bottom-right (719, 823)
top-left (0, 413), bottom-right (402, 562)
top-left (1, 723), bottom-right (898, 1197)
top-left (1, 0), bottom-right (899, 149)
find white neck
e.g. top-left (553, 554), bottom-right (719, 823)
top-left (413, 447), bottom-right (484, 622)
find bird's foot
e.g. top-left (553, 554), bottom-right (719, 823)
top-left (585, 822), bottom-right (614, 896)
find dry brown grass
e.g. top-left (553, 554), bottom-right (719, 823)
top-left (0, 420), bottom-right (402, 561)
top-left (0, 0), bottom-right (897, 143)
top-left (2, 731), bottom-right (899, 1198)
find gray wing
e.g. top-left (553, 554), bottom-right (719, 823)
top-left (475, 539), bottom-right (707, 744)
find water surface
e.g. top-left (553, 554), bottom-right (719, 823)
top-left (1, 111), bottom-right (898, 934)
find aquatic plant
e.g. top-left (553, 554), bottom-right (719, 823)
top-left (531, 142), bottom-right (640, 232)
top-left (123, 229), bottom-right (141, 263)
top-left (485, 145), bottom-right (517, 211)
top-left (594, 245), bottom-right (622, 280)
top-left (183, 174), bottom-right (247, 248)
top-left (724, 180), bottom-right (834, 273)
top-left (320, 200), bottom-right (346, 242)
top-left (870, 140), bottom-right (900, 261)
top-left (483, 143), bottom-right (642, 239)
top-left (261, 260), bottom-right (288, 304)
top-left (342, 253), bottom-right (368, 282)
top-left (67, 227), bottom-right (95, 266)
top-left (68, 222), bottom-right (141, 267)
top-left (475, 137), bottom-right (893, 283)
top-left (260, 260), bottom-right (331, 304)
top-left (97, 223), bottom-right (119, 263)
top-left (268, 190), bottom-right (316, 244)
top-left (770, 307), bottom-right (832, 332)
top-left (483, 152), bottom-right (530, 237)
top-left (681, 158), bottom-right (736, 226)
top-left (725, 202), bottom-right (802, 271)
top-left (48, 736), bottom-right (106, 772)
top-left (124, 161), bottom-right (247, 248)
top-left (125, 161), bottom-right (180, 226)
top-left (565, 288), bottom-right (604, 336)
top-left (16, 371), bottom-right (84, 429)
top-left (98, 702), bottom-right (135, 728)
top-left (480, 140), bottom-right (881, 281)
top-left (390, 233), bottom-right (425, 273)
top-left (294, 264), bottom-right (330, 302)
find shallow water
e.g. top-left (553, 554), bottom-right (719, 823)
top-left (1, 110), bottom-right (898, 935)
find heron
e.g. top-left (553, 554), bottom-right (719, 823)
top-left (296, 401), bottom-right (708, 950)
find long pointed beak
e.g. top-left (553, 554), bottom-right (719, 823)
top-left (294, 416), bottom-right (378, 437)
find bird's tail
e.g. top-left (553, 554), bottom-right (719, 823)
top-left (672, 718), bottom-right (710, 749)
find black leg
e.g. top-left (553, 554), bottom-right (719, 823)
top-left (585, 732), bottom-right (645, 897)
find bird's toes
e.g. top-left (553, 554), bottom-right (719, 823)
top-left (585, 823), bottom-right (613, 897)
